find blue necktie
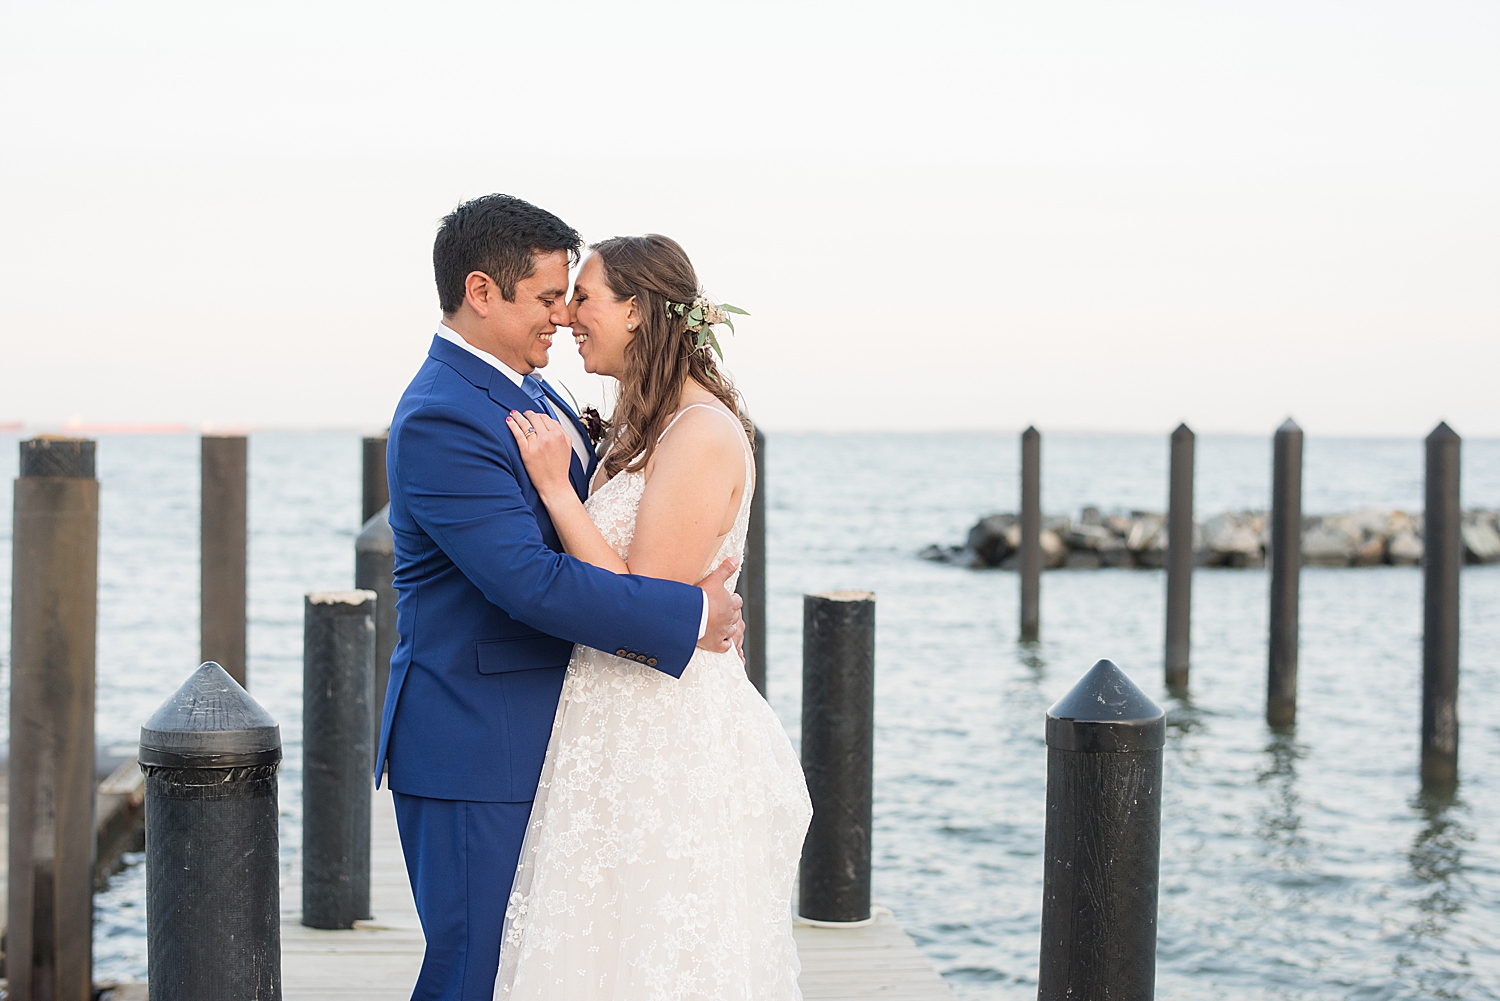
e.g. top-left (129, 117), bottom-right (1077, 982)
top-left (520, 375), bottom-right (559, 420)
top-left (522, 375), bottom-right (585, 488)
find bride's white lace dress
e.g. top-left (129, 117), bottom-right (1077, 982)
top-left (496, 406), bottom-right (813, 1000)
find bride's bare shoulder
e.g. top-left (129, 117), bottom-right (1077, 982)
top-left (650, 403), bottom-right (748, 475)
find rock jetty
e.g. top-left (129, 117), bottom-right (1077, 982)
top-left (921, 507), bottom-right (1500, 570)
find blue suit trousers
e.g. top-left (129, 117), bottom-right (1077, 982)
top-left (392, 793), bottom-right (533, 1001)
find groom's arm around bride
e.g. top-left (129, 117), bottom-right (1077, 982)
top-left (375, 194), bottom-right (741, 1001)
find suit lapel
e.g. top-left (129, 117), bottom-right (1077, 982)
top-left (484, 371), bottom-right (534, 417)
top-left (428, 336), bottom-right (592, 500)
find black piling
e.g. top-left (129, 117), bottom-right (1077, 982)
top-left (356, 506), bottom-right (397, 759)
top-left (362, 434), bottom-right (389, 527)
top-left (799, 590), bottom-right (876, 924)
top-left (737, 426), bottom-right (768, 696)
top-left (1020, 426), bottom-right (1041, 642)
top-left (8, 436), bottom-right (98, 1001)
top-left (140, 661), bottom-right (283, 1001)
top-left (1267, 418), bottom-right (1303, 727)
top-left (1038, 659), bottom-right (1165, 1001)
top-left (302, 590), bottom-right (377, 928)
top-left (1165, 423), bottom-right (1195, 690)
top-left (202, 434), bottom-right (248, 687)
top-left (1422, 421), bottom-right (1462, 787)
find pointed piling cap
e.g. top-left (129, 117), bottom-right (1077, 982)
top-left (1172, 422), bottom-right (1194, 439)
top-left (356, 501), bottom-right (394, 556)
top-left (1022, 425), bottom-right (1039, 439)
top-left (1046, 659), bottom-right (1165, 753)
top-left (1276, 417), bottom-right (1302, 437)
top-left (1427, 421), bottom-right (1460, 443)
top-left (139, 662), bottom-right (282, 769)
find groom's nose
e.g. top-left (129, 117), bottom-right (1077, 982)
top-left (549, 300), bottom-right (570, 328)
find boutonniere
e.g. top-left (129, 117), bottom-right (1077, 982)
top-left (578, 405), bottom-right (608, 445)
top-left (554, 382), bottom-right (611, 444)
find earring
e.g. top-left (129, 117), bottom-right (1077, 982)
top-left (626, 323), bottom-right (633, 330)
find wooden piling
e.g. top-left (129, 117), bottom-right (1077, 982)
top-left (737, 426), bottom-right (767, 696)
top-left (1165, 423), bottom-right (1195, 690)
top-left (9, 436), bottom-right (99, 1001)
top-left (362, 435), bottom-right (389, 527)
top-left (356, 507), bottom-right (396, 758)
top-left (1267, 419), bottom-right (1302, 727)
top-left (800, 590), bottom-right (876, 924)
top-left (1020, 426), bottom-right (1041, 642)
top-left (303, 590), bottom-right (377, 929)
top-left (141, 662), bottom-right (283, 1001)
top-left (1422, 422), bottom-right (1461, 787)
top-left (1039, 660), bottom-right (1164, 1001)
top-left (202, 434), bottom-right (248, 687)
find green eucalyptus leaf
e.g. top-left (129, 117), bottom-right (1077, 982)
top-left (720, 303), bottom-right (749, 315)
top-left (688, 306), bottom-right (704, 322)
top-left (723, 317), bottom-right (735, 334)
top-left (710, 333), bottom-right (724, 360)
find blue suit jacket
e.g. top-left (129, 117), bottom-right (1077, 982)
top-left (375, 335), bottom-right (703, 802)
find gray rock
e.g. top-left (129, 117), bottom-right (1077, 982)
top-left (1126, 515), bottom-right (1165, 553)
top-left (1098, 536), bottom-right (1134, 568)
top-left (1352, 534), bottom-right (1387, 566)
top-left (1040, 529), bottom-right (1069, 569)
top-left (1388, 530), bottom-right (1423, 565)
top-left (1342, 508), bottom-right (1392, 537)
top-left (1065, 551), bottom-right (1102, 570)
top-left (965, 513), bottom-right (1018, 567)
top-left (1064, 523), bottom-right (1116, 551)
top-left (1303, 517), bottom-right (1358, 567)
top-left (920, 544), bottom-right (983, 567)
top-left (1201, 512), bottom-right (1263, 567)
top-left (1462, 513), bottom-right (1500, 564)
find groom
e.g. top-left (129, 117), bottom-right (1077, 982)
top-left (375, 194), bottom-right (744, 1001)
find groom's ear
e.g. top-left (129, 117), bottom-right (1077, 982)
top-left (464, 271), bottom-right (498, 317)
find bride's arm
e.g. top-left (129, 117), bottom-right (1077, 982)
top-left (505, 408), bottom-right (744, 585)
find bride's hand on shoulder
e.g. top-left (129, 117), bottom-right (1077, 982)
top-left (506, 410), bottom-right (574, 499)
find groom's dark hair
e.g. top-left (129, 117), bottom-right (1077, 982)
top-left (434, 194), bottom-right (582, 313)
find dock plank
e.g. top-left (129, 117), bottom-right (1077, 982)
top-left (282, 787), bottom-right (953, 999)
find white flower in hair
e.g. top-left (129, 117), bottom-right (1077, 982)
top-left (666, 293), bottom-right (749, 361)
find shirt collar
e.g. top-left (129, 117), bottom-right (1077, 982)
top-left (436, 322), bottom-right (526, 388)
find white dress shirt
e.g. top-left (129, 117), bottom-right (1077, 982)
top-left (435, 322), bottom-right (710, 640)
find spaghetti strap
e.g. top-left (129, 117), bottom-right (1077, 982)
top-left (655, 403), bottom-right (747, 446)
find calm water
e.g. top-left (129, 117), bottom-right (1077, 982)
top-left (1, 430), bottom-right (1497, 999)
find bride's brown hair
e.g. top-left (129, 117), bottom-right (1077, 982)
top-left (592, 234), bottom-right (752, 479)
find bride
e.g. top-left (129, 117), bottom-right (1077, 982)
top-left (497, 234), bottom-right (812, 1000)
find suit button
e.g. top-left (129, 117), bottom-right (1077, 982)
top-left (616, 649), bottom-right (628, 657)
top-left (646, 658), bottom-right (658, 667)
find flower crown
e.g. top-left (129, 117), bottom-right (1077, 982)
top-left (664, 295), bottom-right (748, 361)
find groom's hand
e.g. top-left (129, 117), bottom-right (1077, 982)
top-left (696, 559), bottom-right (745, 655)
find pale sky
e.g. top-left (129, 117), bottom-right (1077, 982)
top-left (2, 1), bottom-right (1496, 435)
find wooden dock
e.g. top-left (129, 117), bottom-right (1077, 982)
top-left (282, 786), bottom-right (954, 1000)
